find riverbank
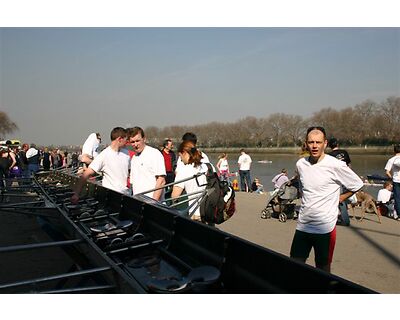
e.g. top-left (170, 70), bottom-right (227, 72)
top-left (202, 146), bottom-right (394, 155)
top-left (217, 192), bottom-right (400, 293)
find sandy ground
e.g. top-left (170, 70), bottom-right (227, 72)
top-left (218, 192), bottom-right (400, 294)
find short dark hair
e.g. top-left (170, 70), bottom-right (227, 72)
top-left (394, 144), bottom-right (400, 154)
top-left (306, 126), bottom-right (326, 139)
top-left (110, 127), bottom-right (127, 141)
top-left (182, 132), bottom-right (197, 144)
top-left (328, 137), bottom-right (338, 149)
top-left (163, 139), bottom-right (172, 148)
top-left (127, 127), bottom-right (145, 139)
top-left (383, 181), bottom-right (393, 188)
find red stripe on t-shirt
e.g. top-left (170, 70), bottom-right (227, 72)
top-left (328, 226), bottom-right (337, 264)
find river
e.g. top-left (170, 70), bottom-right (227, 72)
top-left (207, 153), bottom-right (389, 197)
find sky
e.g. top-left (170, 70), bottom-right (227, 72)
top-left (0, 27), bottom-right (399, 146)
top-left (1, 1), bottom-right (399, 316)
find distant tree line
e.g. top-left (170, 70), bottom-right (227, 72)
top-left (1, 96), bottom-right (399, 149)
top-left (145, 96), bottom-right (400, 148)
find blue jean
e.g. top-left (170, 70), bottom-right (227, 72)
top-left (393, 182), bottom-right (400, 217)
top-left (28, 163), bottom-right (39, 176)
top-left (239, 170), bottom-right (251, 192)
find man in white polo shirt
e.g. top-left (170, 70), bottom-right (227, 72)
top-left (71, 127), bottom-right (130, 203)
top-left (128, 127), bottom-right (166, 201)
top-left (290, 126), bottom-right (363, 273)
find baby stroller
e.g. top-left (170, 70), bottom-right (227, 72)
top-left (260, 180), bottom-right (299, 222)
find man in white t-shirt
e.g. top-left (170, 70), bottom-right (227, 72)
top-left (237, 149), bottom-right (252, 192)
top-left (71, 127), bottom-right (130, 203)
top-left (385, 144), bottom-right (400, 219)
top-left (81, 132), bottom-right (101, 166)
top-left (290, 126), bottom-right (363, 273)
top-left (128, 127), bottom-right (166, 201)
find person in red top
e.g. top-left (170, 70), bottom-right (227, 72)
top-left (161, 138), bottom-right (177, 184)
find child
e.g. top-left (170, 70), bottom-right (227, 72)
top-left (251, 178), bottom-right (264, 194)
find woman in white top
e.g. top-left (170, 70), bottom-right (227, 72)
top-left (216, 153), bottom-right (230, 182)
top-left (171, 140), bottom-right (208, 221)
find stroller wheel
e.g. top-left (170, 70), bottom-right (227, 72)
top-left (261, 208), bottom-right (272, 219)
top-left (261, 212), bottom-right (267, 219)
top-left (279, 213), bottom-right (287, 222)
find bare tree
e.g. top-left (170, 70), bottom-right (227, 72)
top-left (352, 100), bottom-right (379, 145)
top-left (0, 111), bottom-right (18, 139)
top-left (266, 113), bottom-right (298, 147)
top-left (280, 115), bottom-right (305, 146)
top-left (141, 96), bottom-right (399, 148)
top-left (378, 96), bottom-right (400, 142)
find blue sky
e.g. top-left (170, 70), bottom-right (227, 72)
top-left (0, 27), bottom-right (399, 145)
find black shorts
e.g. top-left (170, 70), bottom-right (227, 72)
top-left (290, 227), bottom-right (336, 267)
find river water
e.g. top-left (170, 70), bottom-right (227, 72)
top-left (207, 153), bottom-right (389, 197)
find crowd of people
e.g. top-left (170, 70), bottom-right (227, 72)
top-left (2, 125), bottom-right (398, 274)
top-left (70, 128), bottom-right (213, 222)
top-left (0, 141), bottom-right (81, 193)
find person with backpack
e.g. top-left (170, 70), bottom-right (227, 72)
top-left (171, 140), bottom-right (209, 221)
top-left (272, 169), bottom-right (290, 190)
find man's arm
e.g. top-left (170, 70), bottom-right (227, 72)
top-left (339, 190), bottom-right (357, 203)
top-left (71, 167), bottom-right (95, 203)
top-left (385, 170), bottom-right (392, 179)
top-left (152, 175), bottom-right (166, 201)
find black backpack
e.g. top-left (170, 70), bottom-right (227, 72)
top-left (200, 163), bottom-right (236, 224)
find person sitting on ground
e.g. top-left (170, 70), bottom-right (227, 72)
top-left (272, 169), bottom-right (290, 190)
top-left (251, 178), bottom-right (264, 194)
top-left (71, 127), bottom-right (130, 203)
top-left (81, 132), bottom-right (101, 167)
top-left (171, 140), bottom-right (209, 221)
top-left (377, 181), bottom-right (398, 219)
